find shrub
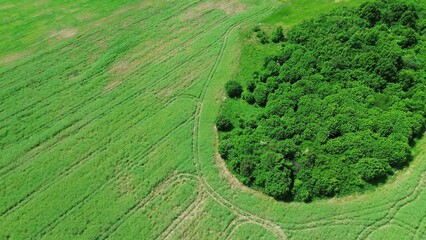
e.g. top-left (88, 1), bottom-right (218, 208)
top-left (252, 25), bottom-right (261, 32)
top-left (265, 167), bottom-right (292, 199)
top-left (225, 80), bottom-right (243, 98)
top-left (253, 85), bottom-right (268, 107)
top-left (243, 92), bottom-right (256, 104)
top-left (216, 114), bottom-right (233, 132)
top-left (271, 26), bottom-right (285, 43)
top-left (358, 158), bottom-right (392, 182)
top-left (256, 31), bottom-right (269, 44)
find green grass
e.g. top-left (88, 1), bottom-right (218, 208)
top-left (263, 0), bottom-right (365, 26)
top-left (229, 222), bottom-right (278, 240)
top-left (1, 0), bottom-right (426, 239)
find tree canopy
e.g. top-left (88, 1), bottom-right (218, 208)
top-left (218, 0), bottom-right (426, 201)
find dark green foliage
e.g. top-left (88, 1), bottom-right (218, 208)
top-left (243, 92), bottom-right (256, 104)
top-left (216, 114), bottom-right (233, 132)
top-left (359, 2), bottom-right (382, 26)
top-left (225, 80), bottom-right (243, 98)
top-left (253, 84), bottom-right (268, 107)
top-left (256, 30), bottom-right (269, 44)
top-left (271, 26), bottom-right (285, 43)
top-left (252, 25), bottom-right (261, 32)
top-left (358, 158), bottom-right (392, 182)
top-left (247, 80), bottom-right (256, 92)
top-left (265, 167), bottom-right (292, 199)
top-left (218, 0), bottom-right (426, 201)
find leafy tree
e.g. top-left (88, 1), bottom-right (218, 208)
top-left (253, 84), bottom-right (268, 107)
top-left (218, 139), bottom-right (233, 159)
top-left (359, 1), bottom-right (382, 26)
top-left (266, 61), bottom-right (280, 76)
top-left (375, 58), bottom-right (398, 82)
top-left (225, 80), bottom-right (243, 98)
top-left (243, 92), bottom-right (256, 105)
top-left (216, 114), bottom-right (233, 132)
top-left (246, 80), bottom-right (256, 92)
top-left (358, 158), bottom-right (392, 182)
top-left (400, 10), bottom-right (418, 28)
top-left (265, 167), bottom-right (292, 199)
top-left (256, 31), bottom-right (269, 44)
top-left (271, 26), bottom-right (285, 43)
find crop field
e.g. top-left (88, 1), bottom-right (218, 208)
top-left (1, 0), bottom-right (425, 239)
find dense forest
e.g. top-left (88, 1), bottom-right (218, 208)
top-left (217, 0), bottom-right (426, 201)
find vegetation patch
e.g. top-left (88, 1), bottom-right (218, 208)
top-left (218, 0), bottom-right (426, 201)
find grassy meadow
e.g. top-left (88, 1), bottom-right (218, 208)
top-left (1, 0), bottom-right (425, 239)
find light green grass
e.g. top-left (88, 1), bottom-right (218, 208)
top-left (1, 0), bottom-right (426, 239)
top-left (229, 222), bottom-right (277, 240)
top-left (263, 0), bottom-right (365, 26)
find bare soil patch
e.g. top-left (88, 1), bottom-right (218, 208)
top-left (179, 1), bottom-right (247, 21)
top-left (103, 80), bottom-right (123, 93)
top-left (109, 60), bottom-right (136, 76)
top-left (0, 51), bottom-right (32, 65)
top-left (48, 28), bottom-right (77, 41)
top-left (0, 4), bottom-right (15, 10)
top-left (76, 12), bottom-right (96, 21)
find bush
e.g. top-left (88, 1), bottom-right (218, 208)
top-left (216, 114), bottom-right (233, 132)
top-left (265, 167), bottom-right (292, 199)
top-left (225, 80), bottom-right (243, 98)
top-left (256, 31), bottom-right (269, 44)
top-left (358, 2), bottom-right (382, 26)
top-left (358, 158), bottom-right (392, 182)
top-left (243, 92), bottom-right (255, 104)
top-left (271, 26), bottom-right (285, 43)
top-left (252, 25), bottom-right (261, 32)
top-left (253, 85), bottom-right (268, 107)
top-left (247, 80), bottom-right (256, 92)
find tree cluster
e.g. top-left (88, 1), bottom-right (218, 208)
top-left (218, 0), bottom-right (426, 201)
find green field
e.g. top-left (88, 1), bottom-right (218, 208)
top-left (1, 0), bottom-right (425, 239)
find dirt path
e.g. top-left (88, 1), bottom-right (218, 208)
top-left (190, 11), bottom-right (288, 239)
top-left (356, 173), bottom-right (426, 240)
top-left (155, 183), bottom-right (206, 240)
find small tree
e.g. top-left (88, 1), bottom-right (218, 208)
top-left (358, 158), bottom-right (391, 182)
top-left (358, 2), bottom-right (382, 26)
top-left (253, 85), bottom-right (268, 107)
top-left (225, 80), bottom-right (243, 98)
top-left (247, 80), bottom-right (256, 92)
top-left (216, 114), bottom-right (233, 132)
top-left (272, 26), bottom-right (285, 43)
top-left (252, 25), bottom-right (261, 32)
top-left (256, 31), bottom-right (269, 44)
top-left (243, 92), bottom-right (255, 105)
top-left (265, 167), bottom-right (292, 199)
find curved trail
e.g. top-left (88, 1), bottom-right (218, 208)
top-left (189, 13), bottom-right (287, 239)
top-left (33, 113), bottom-right (195, 238)
top-left (155, 183), bottom-right (206, 240)
top-left (415, 212), bottom-right (426, 239)
top-left (224, 220), bottom-right (250, 240)
top-left (97, 173), bottom-right (197, 240)
top-left (1, 96), bottom-right (197, 218)
top-left (356, 174), bottom-right (426, 240)
top-left (220, 217), bottom-right (245, 240)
